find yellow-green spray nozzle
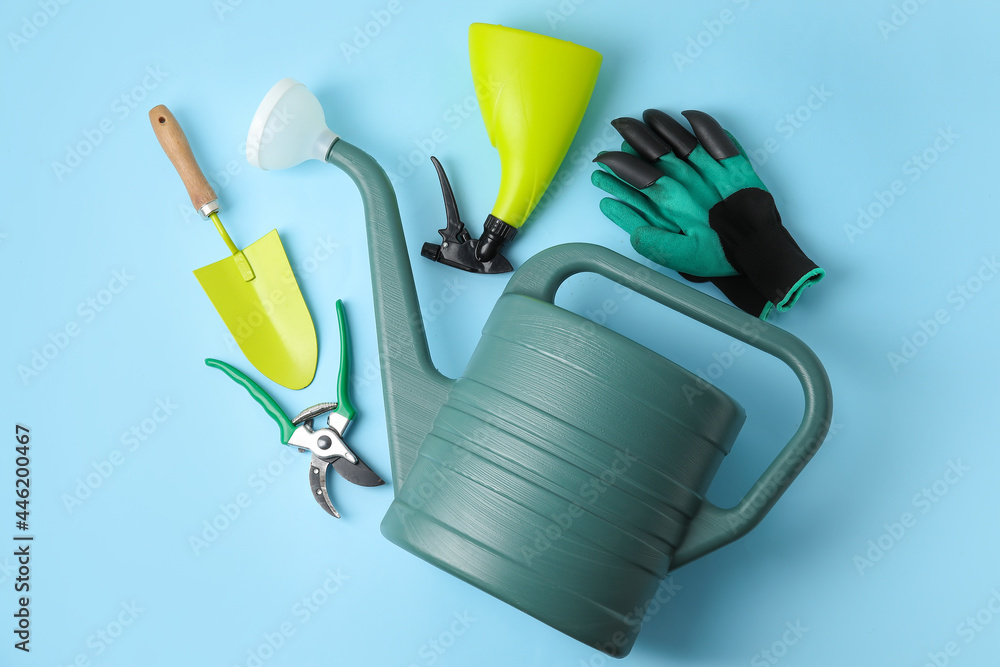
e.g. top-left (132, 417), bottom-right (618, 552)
top-left (421, 23), bottom-right (602, 273)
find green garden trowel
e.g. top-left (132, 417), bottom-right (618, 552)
top-left (149, 105), bottom-right (317, 390)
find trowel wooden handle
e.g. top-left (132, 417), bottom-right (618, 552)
top-left (149, 105), bottom-right (219, 218)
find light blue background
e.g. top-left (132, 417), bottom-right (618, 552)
top-left (2, 0), bottom-right (998, 665)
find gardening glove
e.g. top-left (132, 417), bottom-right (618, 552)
top-left (591, 110), bottom-right (824, 318)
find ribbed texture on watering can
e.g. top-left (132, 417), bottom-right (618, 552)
top-left (480, 294), bottom-right (746, 456)
top-left (480, 295), bottom-right (746, 456)
top-left (419, 418), bottom-right (681, 562)
top-left (445, 381), bottom-right (711, 515)
top-left (380, 294), bottom-right (747, 658)
top-left (428, 383), bottom-right (696, 547)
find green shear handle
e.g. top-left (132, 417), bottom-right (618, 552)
top-left (205, 357), bottom-right (296, 442)
top-left (206, 299), bottom-right (356, 438)
top-left (332, 299), bottom-right (356, 422)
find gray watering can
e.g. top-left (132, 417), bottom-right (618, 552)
top-left (246, 78), bottom-right (833, 658)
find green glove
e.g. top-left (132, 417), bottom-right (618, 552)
top-left (592, 110), bottom-right (824, 317)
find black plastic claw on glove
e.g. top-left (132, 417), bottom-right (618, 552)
top-left (642, 108), bottom-right (699, 158)
top-left (682, 110), bottom-right (740, 160)
top-left (611, 117), bottom-right (671, 161)
top-left (593, 151), bottom-right (664, 189)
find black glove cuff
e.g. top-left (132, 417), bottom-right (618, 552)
top-left (709, 189), bottom-right (824, 310)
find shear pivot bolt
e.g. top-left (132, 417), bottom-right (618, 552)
top-left (317, 435), bottom-right (332, 450)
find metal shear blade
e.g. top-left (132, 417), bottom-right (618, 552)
top-left (310, 458), bottom-right (341, 518)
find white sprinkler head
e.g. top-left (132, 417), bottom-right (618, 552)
top-left (246, 78), bottom-right (338, 170)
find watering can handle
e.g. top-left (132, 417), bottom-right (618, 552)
top-left (503, 243), bottom-right (833, 570)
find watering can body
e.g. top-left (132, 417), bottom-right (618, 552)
top-left (377, 244), bottom-right (832, 657)
top-left (379, 280), bottom-right (740, 654)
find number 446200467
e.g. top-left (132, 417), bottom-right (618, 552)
top-left (15, 425), bottom-right (29, 528)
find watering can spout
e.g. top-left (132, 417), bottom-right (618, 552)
top-left (246, 78), bottom-right (453, 491)
top-left (327, 140), bottom-right (454, 490)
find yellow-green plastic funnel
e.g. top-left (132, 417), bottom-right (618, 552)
top-left (470, 23), bottom-right (602, 229)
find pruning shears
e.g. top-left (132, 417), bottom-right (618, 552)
top-left (206, 300), bottom-right (384, 518)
